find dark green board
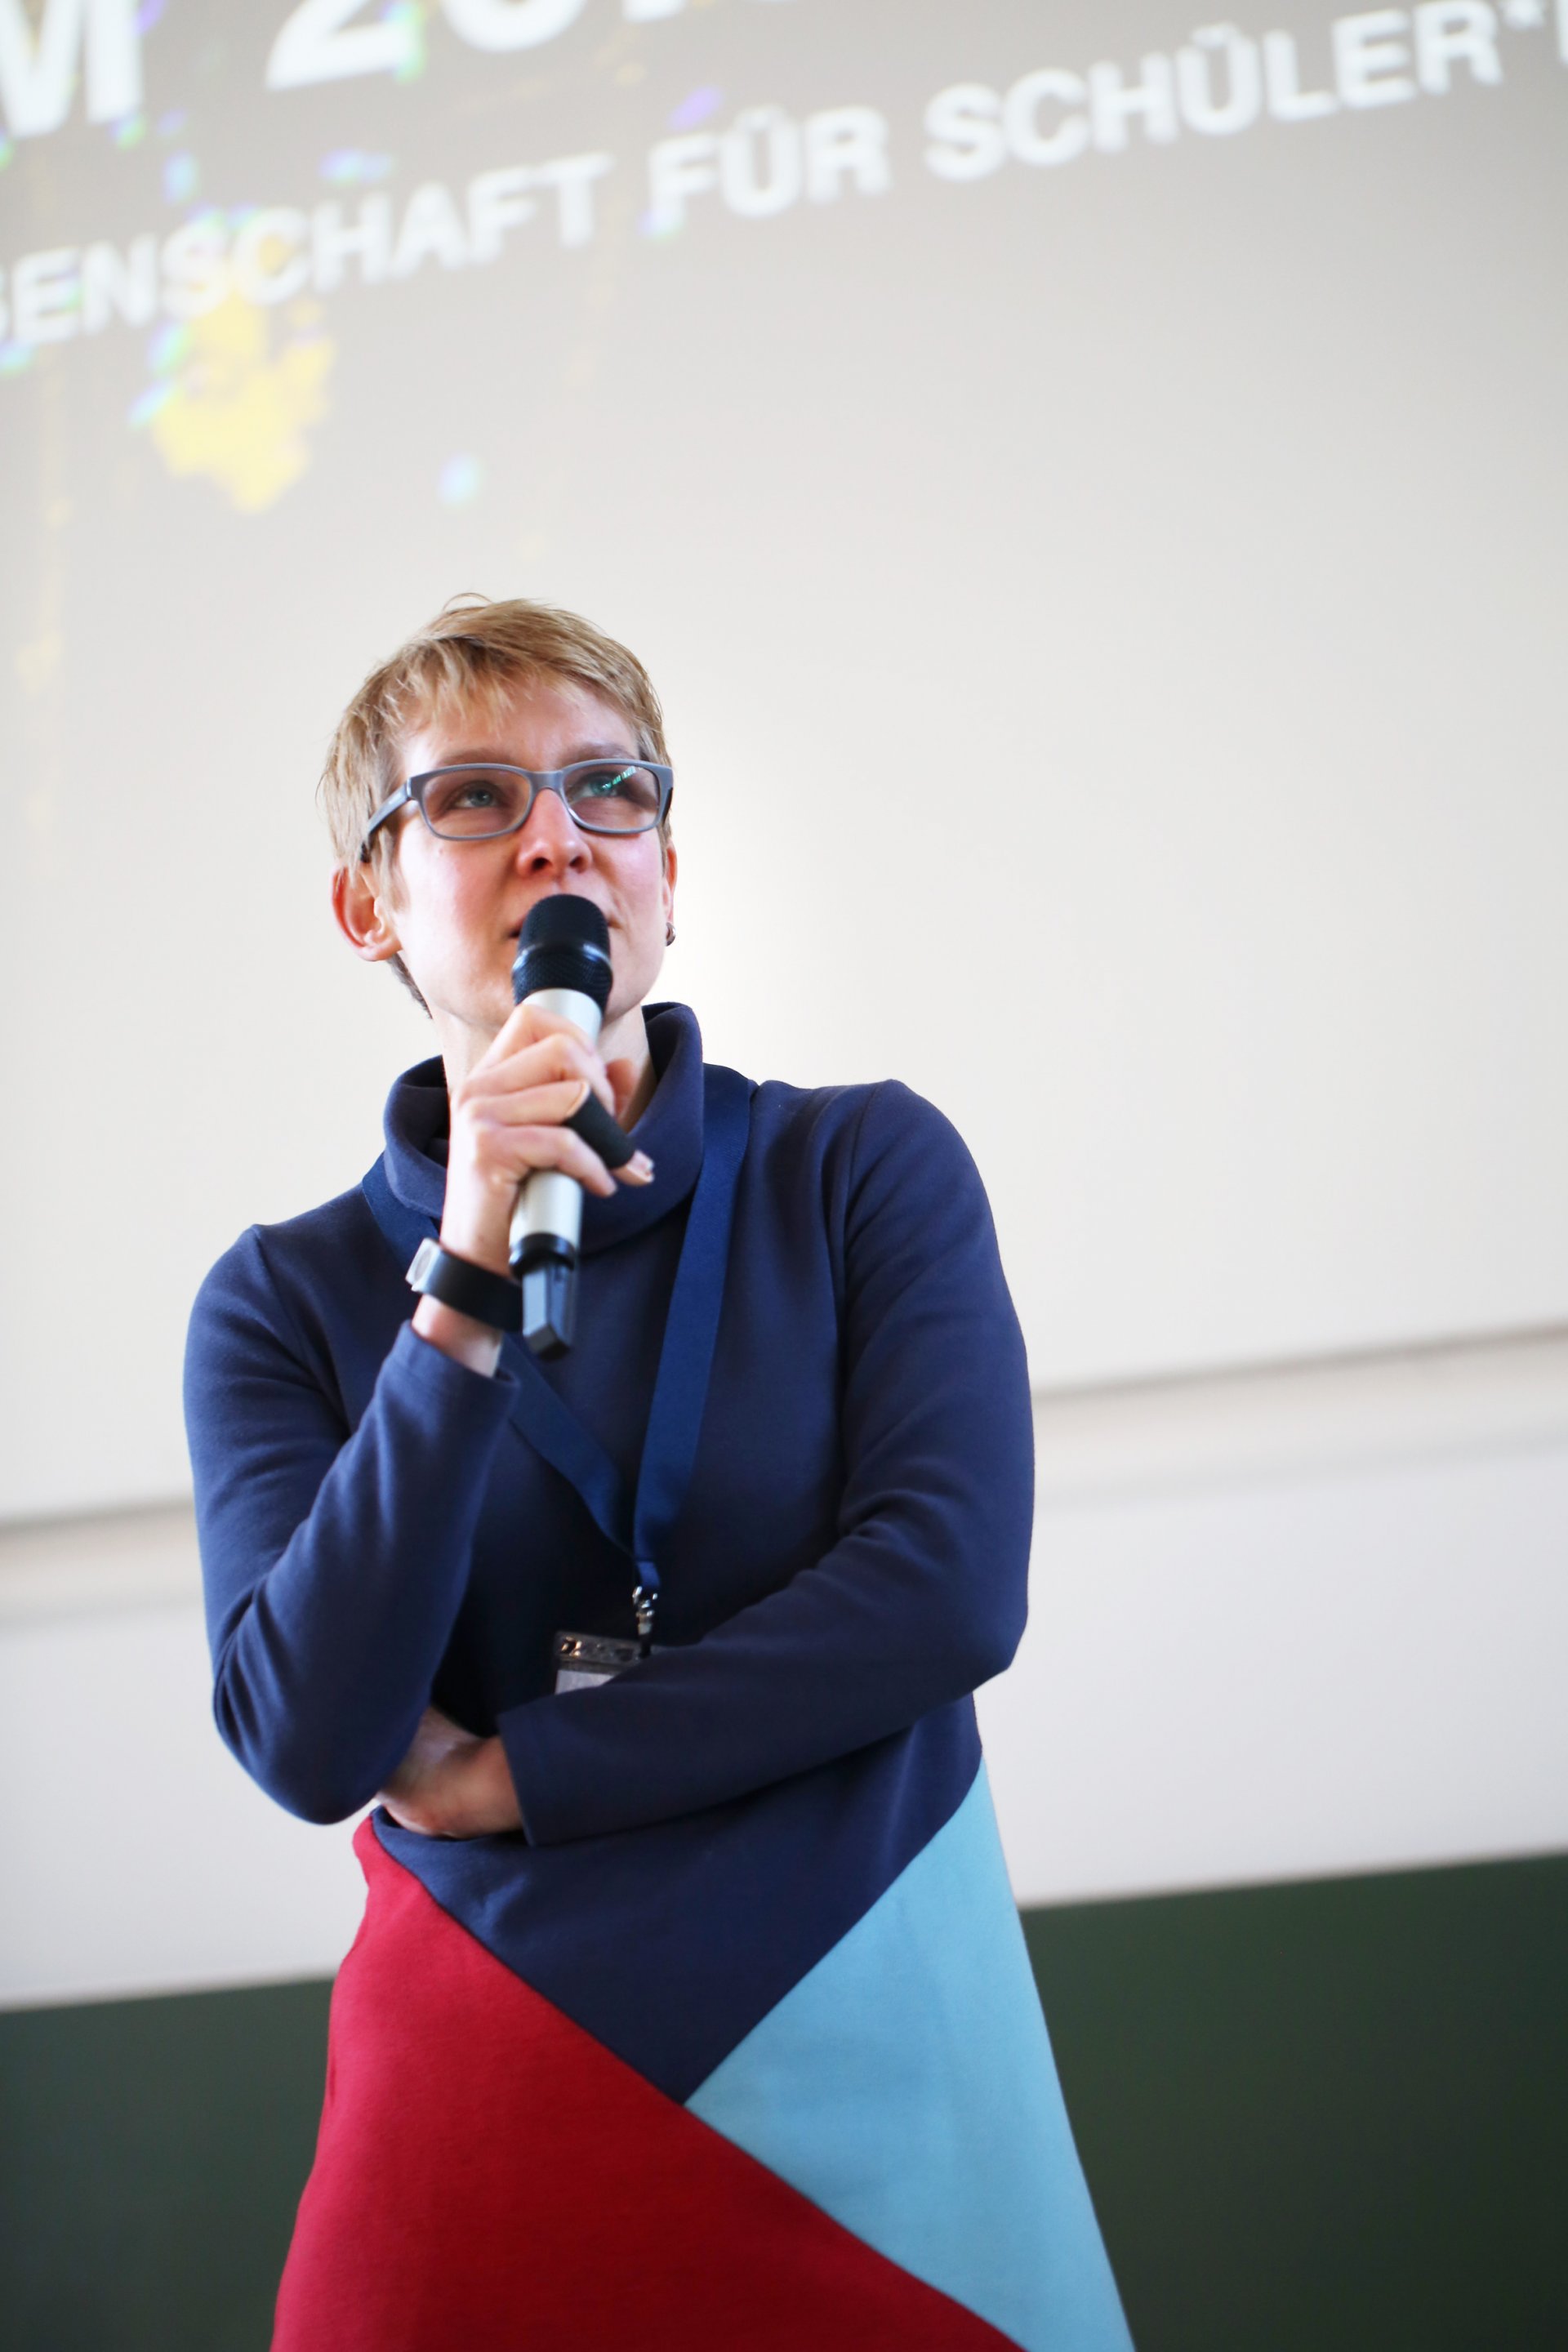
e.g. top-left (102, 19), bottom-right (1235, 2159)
top-left (1023, 1852), bottom-right (1568, 2352)
top-left (3, 1851), bottom-right (1566, 2352)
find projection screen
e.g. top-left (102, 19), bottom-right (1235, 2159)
top-left (2, 0), bottom-right (1566, 1517)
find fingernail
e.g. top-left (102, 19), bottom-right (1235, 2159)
top-left (627, 1152), bottom-right (654, 1183)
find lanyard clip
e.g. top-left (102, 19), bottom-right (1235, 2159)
top-left (631, 1571), bottom-right (658, 1658)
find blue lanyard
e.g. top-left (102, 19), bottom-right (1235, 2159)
top-left (362, 1062), bottom-right (753, 1637)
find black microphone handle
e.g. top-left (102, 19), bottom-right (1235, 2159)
top-left (514, 1095), bottom-right (633, 1357)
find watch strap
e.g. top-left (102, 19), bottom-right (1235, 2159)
top-left (407, 1236), bottom-right (523, 1332)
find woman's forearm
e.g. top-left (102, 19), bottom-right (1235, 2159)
top-left (495, 1079), bottom-right (1034, 1846)
top-left (189, 1237), bottom-right (514, 1824)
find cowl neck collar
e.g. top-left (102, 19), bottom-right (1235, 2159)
top-left (381, 1002), bottom-right (706, 1257)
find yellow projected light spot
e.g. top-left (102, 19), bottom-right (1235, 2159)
top-left (148, 292), bottom-right (333, 515)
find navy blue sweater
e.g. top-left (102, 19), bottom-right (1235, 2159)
top-left (185, 1005), bottom-right (1034, 1880)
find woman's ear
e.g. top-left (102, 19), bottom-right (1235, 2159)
top-left (661, 838), bottom-right (678, 942)
top-left (332, 862), bottom-right (403, 964)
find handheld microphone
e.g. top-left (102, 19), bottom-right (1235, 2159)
top-left (509, 897), bottom-right (629, 1358)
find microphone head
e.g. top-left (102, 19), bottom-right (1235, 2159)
top-left (511, 895), bottom-right (613, 1011)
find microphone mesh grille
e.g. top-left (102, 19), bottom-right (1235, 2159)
top-left (512, 897), bottom-right (612, 1011)
top-left (522, 897), bottom-right (611, 953)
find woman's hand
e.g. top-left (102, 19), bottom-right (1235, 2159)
top-left (377, 1706), bottom-right (523, 1838)
top-left (412, 1001), bottom-right (652, 1374)
top-left (440, 1000), bottom-right (653, 1275)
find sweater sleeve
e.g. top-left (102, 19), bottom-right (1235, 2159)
top-left (497, 1082), bottom-right (1035, 1846)
top-left (185, 1227), bottom-right (515, 1824)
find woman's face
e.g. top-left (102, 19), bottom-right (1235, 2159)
top-left (371, 674), bottom-right (675, 1062)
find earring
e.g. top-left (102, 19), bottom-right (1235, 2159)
top-left (666, 921), bottom-right (676, 946)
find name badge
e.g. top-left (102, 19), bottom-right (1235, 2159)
top-left (553, 1629), bottom-right (646, 1692)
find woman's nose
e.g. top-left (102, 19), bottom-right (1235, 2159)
top-left (513, 781), bottom-right (590, 872)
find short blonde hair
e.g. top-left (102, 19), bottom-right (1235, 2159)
top-left (320, 595), bottom-right (671, 1005)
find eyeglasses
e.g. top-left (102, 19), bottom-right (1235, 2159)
top-left (359, 760), bottom-right (674, 860)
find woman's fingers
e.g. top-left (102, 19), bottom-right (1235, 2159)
top-left (497, 1120), bottom-right (645, 1198)
top-left (379, 1732), bottom-right (522, 1840)
top-left (438, 1000), bottom-right (649, 1276)
top-left (464, 1081), bottom-right (650, 1187)
top-left (483, 999), bottom-right (614, 1094)
top-left (465, 1020), bottom-right (617, 1116)
top-left (479, 1076), bottom-right (601, 1129)
top-left (455, 1018), bottom-right (648, 1183)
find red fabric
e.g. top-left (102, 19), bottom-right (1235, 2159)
top-left (273, 1821), bottom-right (1017, 2352)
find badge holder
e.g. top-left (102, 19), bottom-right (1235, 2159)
top-left (554, 1583), bottom-right (660, 1692)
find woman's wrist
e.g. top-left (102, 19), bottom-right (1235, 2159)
top-left (414, 1169), bottom-right (520, 1373)
top-left (412, 1291), bottom-right (504, 1378)
top-left (438, 1168), bottom-right (518, 1278)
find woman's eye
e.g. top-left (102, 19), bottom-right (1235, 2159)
top-left (454, 779), bottom-right (498, 806)
top-left (579, 768), bottom-right (631, 799)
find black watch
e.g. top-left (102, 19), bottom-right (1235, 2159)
top-left (406, 1238), bottom-right (522, 1333)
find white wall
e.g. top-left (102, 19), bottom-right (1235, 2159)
top-left (986, 1411), bottom-right (1568, 1904)
top-left (5, 1334), bottom-right (1565, 2009)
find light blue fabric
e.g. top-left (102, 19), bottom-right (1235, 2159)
top-left (687, 1765), bottom-right (1134, 2351)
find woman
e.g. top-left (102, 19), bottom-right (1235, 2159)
top-left (185, 598), bottom-right (1133, 2352)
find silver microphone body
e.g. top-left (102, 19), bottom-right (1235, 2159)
top-left (508, 983), bottom-right (604, 1276)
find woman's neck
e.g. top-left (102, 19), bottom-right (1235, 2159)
top-left (599, 1003), bottom-right (657, 1125)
